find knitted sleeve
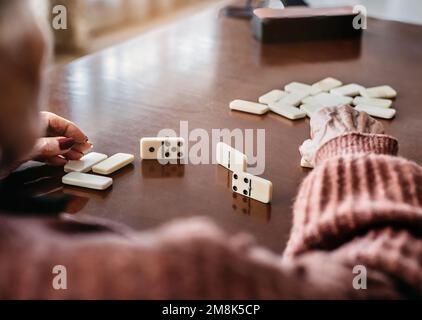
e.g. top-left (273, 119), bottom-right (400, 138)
top-left (285, 132), bottom-right (422, 296)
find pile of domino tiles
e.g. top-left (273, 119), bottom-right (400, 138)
top-left (230, 77), bottom-right (397, 120)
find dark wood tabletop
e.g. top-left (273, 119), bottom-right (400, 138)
top-left (26, 2), bottom-right (422, 253)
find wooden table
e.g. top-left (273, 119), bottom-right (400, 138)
top-left (35, 1), bottom-right (422, 253)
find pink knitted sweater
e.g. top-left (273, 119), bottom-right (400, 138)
top-left (0, 132), bottom-right (421, 299)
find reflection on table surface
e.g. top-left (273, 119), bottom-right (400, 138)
top-left (141, 160), bottom-right (185, 179)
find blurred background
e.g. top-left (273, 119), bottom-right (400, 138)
top-left (29, 0), bottom-right (224, 65)
top-left (29, 0), bottom-right (422, 65)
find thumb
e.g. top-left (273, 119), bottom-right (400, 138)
top-left (31, 137), bottom-right (75, 159)
top-left (299, 139), bottom-right (316, 164)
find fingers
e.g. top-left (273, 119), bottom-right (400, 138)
top-left (335, 105), bottom-right (383, 135)
top-left (71, 141), bottom-right (93, 154)
top-left (338, 105), bottom-right (357, 131)
top-left (31, 136), bottom-right (75, 159)
top-left (370, 120), bottom-right (385, 134)
top-left (32, 136), bottom-right (88, 161)
top-left (31, 135), bottom-right (86, 167)
top-left (310, 107), bottom-right (335, 138)
top-left (42, 111), bottom-right (93, 153)
top-left (44, 156), bottom-right (68, 166)
top-left (304, 105), bottom-right (388, 167)
top-left (365, 115), bottom-right (385, 134)
top-left (63, 149), bottom-right (84, 161)
top-left (42, 111), bottom-right (88, 144)
top-left (337, 104), bottom-right (355, 113)
top-left (357, 110), bottom-right (369, 131)
top-left (354, 109), bottom-right (385, 134)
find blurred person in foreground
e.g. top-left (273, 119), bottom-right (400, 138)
top-left (0, 0), bottom-right (421, 299)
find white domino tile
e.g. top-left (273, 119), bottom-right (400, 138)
top-left (353, 96), bottom-right (392, 108)
top-left (311, 77), bottom-right (342, 95)
top-left (62, 172), bottom-right (113, 190)
top-left (64, 152), bottom-right (108, 173)
top-left (330, 83), bottom-right (365, 97)
top-left (284, 82), bottom-right (312, 94)
top-left (278, 91), bottom-right (310, 107)
top-left (303, 92), bottom-right (353, 107)
top-left (231, 171), bottom-right (273, 203)
top-left (269, 103), bottom-right (306, 120)
top-left (229, 100), bottom-right (269, 115)
top-left (216, 142), bottom-right (247, 173)
top-left (92, 153), bottom-right (134, 175)
top-left (355, 104), bottom-right (396, 119)
top-left (140, 137), bottom-right (185, 160)
top-left (258, 90), bottom-right (287, 105)
top-left (300, 103), bottom-right (325, 118)
top-left (359, 85), bottom-right (397, 99)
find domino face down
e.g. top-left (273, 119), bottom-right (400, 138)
top-left (64, 152), bottom-right (108, 173)
top-left (229, 100), bottom-right (269, 115)
top-left (300, 103), bottom-right (324, 118)
top-left (360, 85), bottom-right (397, 99)
top-left (311, 77), bottom-right (342, 94)
top-left (355, 104), bottom-right (396, 119)
top-left (303, 92), bottom-right (353, 107)
top-left (259, 89), bottom-right (287, 105)
top-left (232, 171), bottom-right (272, 204)
top-left (140, 137), bottom-right (185, 161)
top-left (278, 91), bottom-right (310, 107)
top-left (284, 82), bottom-right (312, 94)
top-left (269, 102), bottom-right (306, 120)
top-left (92, 153), bottom-right (135, 175)
top-left (62, 172), bottom-right (113, 190)
top-left (353, 96), bottom-right (392, 108)
top-left (330, 83), bottom-right (365, 97)
top-left (216, 142), bottom-right (247, 173)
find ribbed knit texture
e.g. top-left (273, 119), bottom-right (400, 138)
top-left (315, 132), bottom-right (399, 165)
top-left (285, 132), bottom-right (422, 297)
top-left (0, 132), bottom-right (421, 299)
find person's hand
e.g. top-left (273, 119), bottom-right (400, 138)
top-left (0, 112), bottom-right (92, 179)
top-left (29, 112), bottom-right (92, 166)
top-left (0, 112), bottom-right (92, 178)
top-left (299, 105), bottom-right (385, 165)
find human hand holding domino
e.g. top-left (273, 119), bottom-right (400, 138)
top-left (299, 105), bottom-right (385, 168)
top-left (228, 77), bottom-right (397, 169)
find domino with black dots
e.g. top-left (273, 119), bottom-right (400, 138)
top-left (231, 171), bottom-right (272, 204)
top-left (140, 137), bottom-right (185, 160)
